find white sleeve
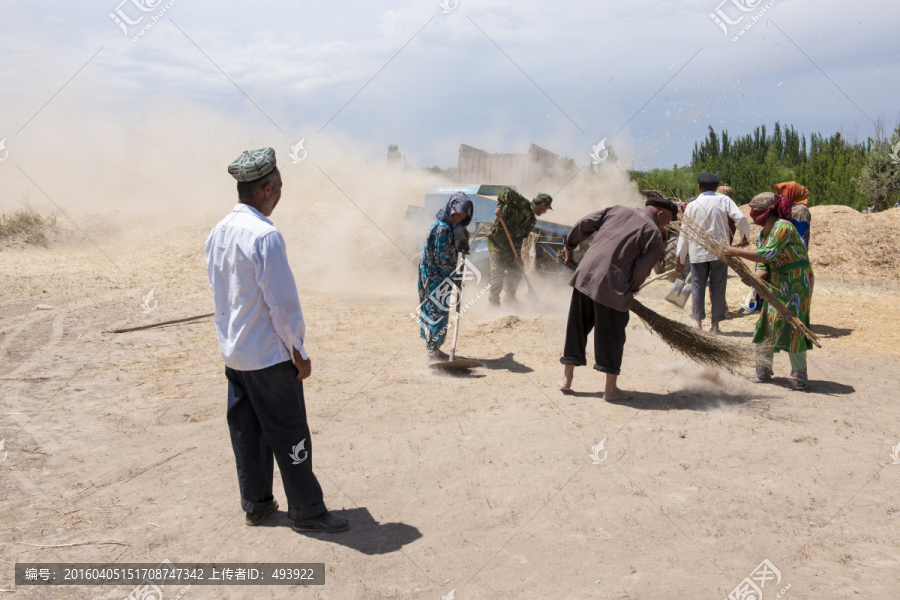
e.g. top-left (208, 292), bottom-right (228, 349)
top-left (726, 198), bottom-right (751, 242)
top-left (675, 203), bottom-right (692, 263)
top-left (256, 231), bottom-right (308, 360)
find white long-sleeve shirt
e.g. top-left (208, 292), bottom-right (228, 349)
top-left (205, 204), bottom-right (307, 371)
top-left (675, 192), bottom-right (750, 265)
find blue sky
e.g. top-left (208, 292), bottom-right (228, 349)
top-left (1, 0), bottom-right (898, 172)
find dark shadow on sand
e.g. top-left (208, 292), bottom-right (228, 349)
top-left (810, 324), bottom-right (853, 339)
top-left (479, 353), bottom-right (534, 373)
top-left (566, 389), bottom-right (756, 411)
top-left (758, 377), bottom-right (855, 395)
top-left (268, 507), bottom-right (422, 555)
top-left (430, 358), bottom-right (487, 379)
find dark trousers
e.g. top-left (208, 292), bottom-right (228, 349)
top-left (225, 360), bottom-right (326, 521)
top-left (690, 260), bottom-right (728, 323)
top-left (560, 288), bottom-right (630, 375)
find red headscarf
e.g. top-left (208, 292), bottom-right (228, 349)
top-left (774, 181), bottom-right (809, 206)
top-left (748, 193), bottom-right (791, 226)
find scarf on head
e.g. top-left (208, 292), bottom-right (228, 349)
top-left (435, 192), bottom-right (474, 254)
top-left (774, 181), bottom-right (809, 206)
top-left (749, 192), bottom-right (792, 226)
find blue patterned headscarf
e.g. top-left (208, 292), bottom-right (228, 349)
top-left (435, 192), bottom-right (473, 254)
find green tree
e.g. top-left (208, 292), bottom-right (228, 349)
top-left (857, 129), bottom-right (900, 212)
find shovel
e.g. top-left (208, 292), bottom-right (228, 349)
top-left (430, 256), bottom-right (483, 371)
top-left (664, 272), bottom-right (693, 308)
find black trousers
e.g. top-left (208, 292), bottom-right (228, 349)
top-left (225, 360), bottom-right (326, 521)
top-left (560, 288), bottom-right (630, 375)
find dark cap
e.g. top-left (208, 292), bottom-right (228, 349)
top-left (645, 198), bottom-right (679, 221)
top-left (697, 172), bottom-right (719, 187)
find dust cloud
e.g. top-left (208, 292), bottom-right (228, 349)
top-left (0, 100), bottom-right (647, 305)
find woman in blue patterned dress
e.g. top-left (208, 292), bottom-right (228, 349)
top-left (417, 192), bottom-right (473, 361)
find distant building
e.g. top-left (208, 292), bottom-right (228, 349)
top-left (457, 144), bottom-right (559, 196)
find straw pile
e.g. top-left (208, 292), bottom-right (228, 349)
top-left (739, 205), bottom-right (900, 279)
top-left (555, 249), bottom-right (753, 372)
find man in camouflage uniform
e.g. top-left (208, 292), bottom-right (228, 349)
top-left (487, 189), bottom-right (553, 305)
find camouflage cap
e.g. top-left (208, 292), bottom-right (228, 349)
top-left (534, 193), bottom-right (553, 209)
top-left (228, 147), bottom-right (277, 182)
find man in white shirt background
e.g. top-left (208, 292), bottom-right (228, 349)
top-left (205, 148), bottom-right (349, 533)
top-left (675, 172), bottom-right (750, 334)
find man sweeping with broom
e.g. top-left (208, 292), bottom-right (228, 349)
top-left (559, 198), bottom-right (678, 398)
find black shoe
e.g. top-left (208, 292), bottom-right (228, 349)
top-left (292, 511), bottom-right (350, 533)
top-left (245, 501), bottom-right (278, 526)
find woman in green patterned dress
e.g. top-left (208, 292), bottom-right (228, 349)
top-left (724, 192), bottom-right (814, 390)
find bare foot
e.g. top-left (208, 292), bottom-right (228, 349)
top-left (603, 388), bottom-right (632, 401)
top-left (559, 365), bottom-right (574, 391)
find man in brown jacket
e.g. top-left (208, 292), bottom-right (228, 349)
top-left (559, 199), bottom-right (677, 399)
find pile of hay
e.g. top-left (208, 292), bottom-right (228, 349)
top-left (738, 204), bottom-right (900, 279)
top-left (808, 205), bottom-right (900, 278)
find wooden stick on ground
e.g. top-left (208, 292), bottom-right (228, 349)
top-left (20, 540), bottom-right (129, 548)
top-left (111, 313), bottom-right (214, 334)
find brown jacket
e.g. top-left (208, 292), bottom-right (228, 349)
top-left (564, 206), bottom-right (663, 312)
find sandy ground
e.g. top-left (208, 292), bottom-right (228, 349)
top-left (1, 206), bottom-right (899, 600)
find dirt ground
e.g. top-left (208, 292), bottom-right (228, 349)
top-left (1, 203), bottom-right (899, 600)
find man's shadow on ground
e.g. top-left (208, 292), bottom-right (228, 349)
top-left (564, 379), bottom-right (855, 408)
top-left (268, 507), bottom-right (421, 555)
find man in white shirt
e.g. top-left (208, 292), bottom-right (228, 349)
top-left (674, 172), bottom-right (750, 333)
top-left (206, 148), bottom-right (348, 533)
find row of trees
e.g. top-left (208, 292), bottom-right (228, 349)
top-left (630, 122), bottom-right (900, 211)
